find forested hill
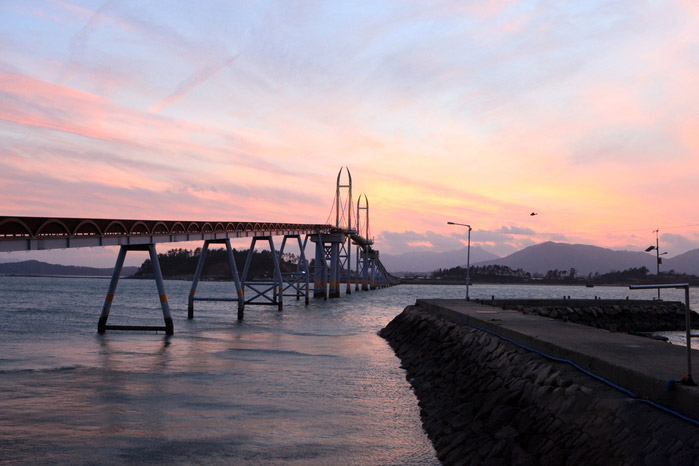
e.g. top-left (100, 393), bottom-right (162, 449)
top-left (431, 264), bottom-right (699, 285)
top-left (133, 248), bottom-right (299, 280)
top-left (0, 260), bottom-right (138, 277)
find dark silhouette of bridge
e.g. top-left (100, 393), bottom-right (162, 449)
top-left (0, 168), bottom-right (397, 335)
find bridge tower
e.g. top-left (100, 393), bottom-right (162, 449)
top-left (335, 167), bottom-right (353, 296)
top-left (355, 193), bottom-right (372, 291)
top-left (311, 167), bottom-right (353, 298)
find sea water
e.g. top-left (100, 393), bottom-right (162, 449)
top-left (0, 277), bottom-right (696, 464)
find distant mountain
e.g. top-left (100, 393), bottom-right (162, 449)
top-left (381, 246), bottom-right (500, 274)
top-left (0, 260), bottom-right (138, 277)
top-left (664, 249), bottom-right (699, 276)
top-left (473, 242), bottom-right (658, 276)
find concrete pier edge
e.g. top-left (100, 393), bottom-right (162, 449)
top-left (415, 298), bottom-right (699, 423)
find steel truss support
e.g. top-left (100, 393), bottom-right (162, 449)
top-left (279, 234), bottom-right (310, 305)
top-left (98, 243), bottom-right (174, 335)
top-left (188, 238), bottom-right (243, 320)
top-left (240, 236), bottom-right (284, 315)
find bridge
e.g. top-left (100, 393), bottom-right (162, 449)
top-left (0, 168), bottom-right (398, 335)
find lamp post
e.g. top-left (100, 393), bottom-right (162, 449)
top-left (644, 229), bottom-right (668, 300)
top-left (447, 221), bottom-right (472, 301)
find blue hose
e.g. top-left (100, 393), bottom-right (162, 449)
top-left (456, 314), bottom-right (699, 427)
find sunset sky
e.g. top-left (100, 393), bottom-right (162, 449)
top-left (1, 0), bottom-right (698, 266)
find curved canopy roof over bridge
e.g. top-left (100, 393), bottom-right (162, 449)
top-left (0, 216), bottom-right (336, 252)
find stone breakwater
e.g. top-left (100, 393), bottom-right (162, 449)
top-left (380, 305), bottom-right (699, 465)
top-left (481, 299), bottom-right (699, 334)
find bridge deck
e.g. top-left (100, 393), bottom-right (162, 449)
top-left (0, 216), bottom-right (336, 252)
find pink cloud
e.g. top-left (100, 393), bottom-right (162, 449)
top-left (0, 71), bottom-right (266, 165)
top-left (0, 70), bottom-right (337, 224)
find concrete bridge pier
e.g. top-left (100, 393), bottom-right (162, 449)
top-left (310, 232), bottom-right (346, 299)
top-left (312, 233), bottom-right (328, 299)
top-left (329, 241), bottom-right (340, 298)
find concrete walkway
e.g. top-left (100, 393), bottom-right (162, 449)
top-left (416, 298), bottom-right (699, 422)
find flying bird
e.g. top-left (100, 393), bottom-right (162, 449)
top-left (530, 212), bottom-right (538, 216)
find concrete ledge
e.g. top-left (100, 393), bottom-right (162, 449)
top-left (416, 298), bottom-right (699, 422)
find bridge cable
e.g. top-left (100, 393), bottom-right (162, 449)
top-left (324, 194), bottom-right (336, 226)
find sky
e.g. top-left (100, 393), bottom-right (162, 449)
top-left (1, 0), bottom-right (698, 267)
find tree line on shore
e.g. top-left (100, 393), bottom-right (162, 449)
top-left (133, 248), bottom-right (299, 279)
top-left (430, 264), bottom-right (699, 285)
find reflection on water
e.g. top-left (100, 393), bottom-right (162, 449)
top-left (0, 277), bottom-right (696, 464)
top-left (1, 277), bottom-right (442, 465)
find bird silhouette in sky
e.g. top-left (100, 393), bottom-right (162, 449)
top-left (530, 212), bottom-right (538, 216)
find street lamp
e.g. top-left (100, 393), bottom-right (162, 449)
top-left (447, 221), bottom-right (472, 301)
top-left (645, 229), bottom-right (668, 299)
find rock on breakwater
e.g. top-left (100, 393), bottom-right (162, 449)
top-left (380, 305), bottom-right (699, 465)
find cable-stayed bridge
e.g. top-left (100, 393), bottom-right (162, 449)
top-left (0, 168), bottom-right (398, 335)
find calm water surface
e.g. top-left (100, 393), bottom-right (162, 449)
top-left (1, 277), bottom-right (696, 464)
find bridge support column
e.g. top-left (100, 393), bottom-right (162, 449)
top-left (312, 233), bottom-right (328, 299)
top-left (329, 242), bottom-right (340, 298)
top-left (98, 243), bottom-right (173, 335)
top-left (240, 236), bottom-right (284, 315)
top-left (188, 238), bottom-right (243, 320)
